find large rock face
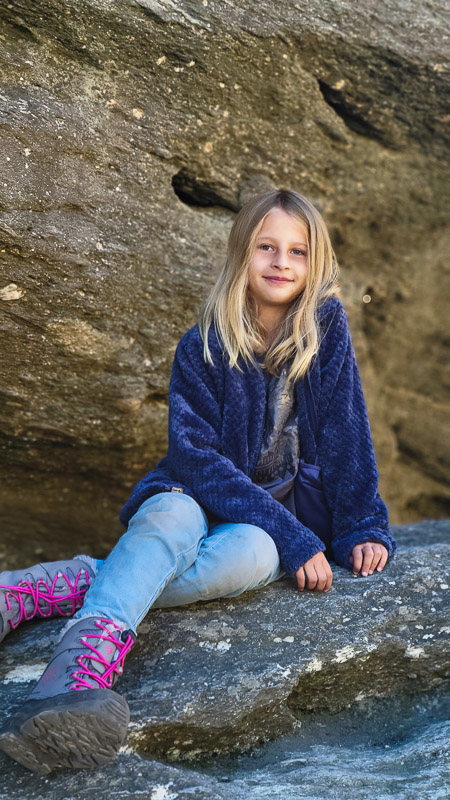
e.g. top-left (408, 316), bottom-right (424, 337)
top-left (0, 520), bottom-right (449, 797)
top-left (0, 0), bottom-right (449, 556)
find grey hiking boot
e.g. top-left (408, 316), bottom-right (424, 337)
top-left (0, 555), bottom-right (98, 643)
top-left (0, 615), bottom-right (136, 774)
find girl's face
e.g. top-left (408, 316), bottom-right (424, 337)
top-left (247, 207), bottom-right (309, 329)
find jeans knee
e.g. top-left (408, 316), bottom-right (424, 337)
top-left (201, 524), bottom-right (281, 597)
top-left (242, 525), bottom-right (281, 584)
top-left (129, 491), bottom-right (208, 536)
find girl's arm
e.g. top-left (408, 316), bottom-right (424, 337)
top-left (316, 300), bottom-right (397, 570)
top-left (166, 333), bottom-right (326, 577)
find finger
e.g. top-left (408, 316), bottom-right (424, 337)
top-left (352, 547), bottom-right (363, 574)
top-left (297, 567), bottom-right (305, 591)
top-left (367, 547), bottom-right (383, 574)
top-left (324, 566), bottom-right (333, 592)
top-left (315, 566), bottom-right (328, 592)
top-left (361, 546), bottom-right (375, 576)
top-left (376, 546), bottom-right (389, 572)
top-left (305, 565), bottom-right (318, 591)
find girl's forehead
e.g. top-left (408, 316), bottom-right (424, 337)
top-left (258, 209), bottom-right (308, 238)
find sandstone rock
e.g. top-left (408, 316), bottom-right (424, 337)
top-left (0, 0), bottom-right (449, 557)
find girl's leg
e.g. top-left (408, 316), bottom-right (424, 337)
top-left (0, 490), bottom-right (209, 774)
top-left (0, 485), bottom-right (207, 644)
top-left (67, 490), bottom-right (209, 635)
top-left (0, 556), bottom-right (99, 643)
top-left (153, 520), bottom-right (285, 608)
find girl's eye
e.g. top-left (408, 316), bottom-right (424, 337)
top-left (258, 244), bottom-right (307, 256)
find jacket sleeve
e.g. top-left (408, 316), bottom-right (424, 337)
top-left (167, 332), bottom-right (326, 576)
top-left (316, 301), bottom-right (397, 570)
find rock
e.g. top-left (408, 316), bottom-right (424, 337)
top-left (0, 520), bottom-right (448, 798)
top-left (202, 685), bottom-right (450, 800)
top-left (122, 525), bottom-right (450, 762)
top-left (0, 0), bottom-right (449, 556)
top-left (0, 753), bottom-right (228, 799)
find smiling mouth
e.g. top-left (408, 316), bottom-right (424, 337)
top-left (263, 277), bottom-right (293, 283)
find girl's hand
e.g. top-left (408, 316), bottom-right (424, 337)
top-left (296, 551), bottom-right (333, 593)
top-left (350, 542), bottom-right (388, 576)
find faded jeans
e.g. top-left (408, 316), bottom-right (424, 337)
top-left (71, 491), bottom-right (285, 635)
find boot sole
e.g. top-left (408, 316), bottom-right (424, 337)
top-left (0, 689), bottom-right (130, 774)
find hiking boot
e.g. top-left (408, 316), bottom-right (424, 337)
top-left (0, 615), bottom-right (136, 774)
top-left (0, 555), bottom-right (98, 644)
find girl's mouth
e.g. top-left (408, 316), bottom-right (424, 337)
top-left (264, 277), bottom-right (292, 284)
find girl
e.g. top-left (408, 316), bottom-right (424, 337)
top-left (0, 188), bottom-right (397, 775)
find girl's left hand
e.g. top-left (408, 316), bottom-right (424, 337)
top-left (350, 542), bottom-right (388, 576)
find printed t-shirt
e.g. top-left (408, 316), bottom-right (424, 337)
top-left (252, 352), bottom-right (300, 517)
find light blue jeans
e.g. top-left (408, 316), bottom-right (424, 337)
top-left (71, 491), bottom-right (285, 635)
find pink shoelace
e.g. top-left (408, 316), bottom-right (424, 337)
top-left (1, 569), bottom-right (91, 630)
top-left (70, 618), bottom-right (135, 691)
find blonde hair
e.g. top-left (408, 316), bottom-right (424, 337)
top-left (198, 188), bottom-right (341, 384)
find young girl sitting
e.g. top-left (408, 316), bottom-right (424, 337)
top-left (0, 188), bottom-right (397, 775)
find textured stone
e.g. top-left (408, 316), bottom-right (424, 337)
top-left (0, 0), bottom-right (449, 558)
top-left (0, 520), bottom-right (448, 798)
top-left (0, 752), bottom-right (228, 799)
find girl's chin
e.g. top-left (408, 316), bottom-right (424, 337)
top-left (247, 285), bottom-right (305, 308)
top-left (260, 283), bottom-right (303, 300)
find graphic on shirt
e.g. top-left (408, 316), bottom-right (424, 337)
top-left (252, 355), bottom-right (300, 490)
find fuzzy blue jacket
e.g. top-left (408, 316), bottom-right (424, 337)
top-left (120, 296), bottom-right (397, 576)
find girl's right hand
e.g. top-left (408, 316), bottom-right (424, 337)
top-left (296, 551), bottom-right (333, 593)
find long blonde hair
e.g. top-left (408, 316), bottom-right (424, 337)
top-left (198, 188), bottom-right (341, 383)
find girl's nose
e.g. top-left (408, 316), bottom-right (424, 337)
top-left (272, 259), bottom-right (289, 270)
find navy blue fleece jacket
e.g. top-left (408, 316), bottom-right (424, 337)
top-left (120, 296), bottom-right (397, 576)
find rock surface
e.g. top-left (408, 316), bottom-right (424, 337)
top-left (0, 520), bottom-right (448, 797)
top-left (0, 0), bottom-right (449, 558)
